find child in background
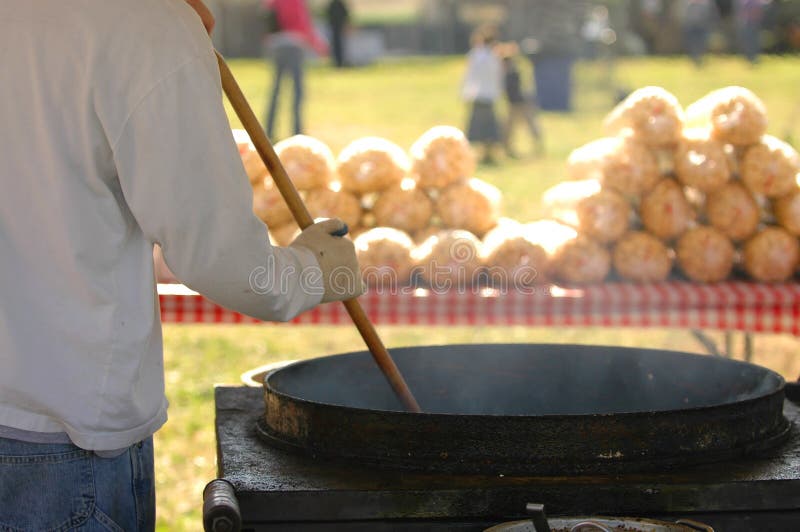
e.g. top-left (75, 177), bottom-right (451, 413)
top-left (501, 45), bottom-right (544, 158)
top-left (462, 24), bottom-right (503, 165)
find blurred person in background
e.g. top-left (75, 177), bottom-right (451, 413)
top-left (735, 0), bottom-right (770, 63)
top-left (326, 0), bottom-right (351, 68)
top-left (263, 0), bottom-right (328, 139)
top-left (500, 44), bottom-right (544, 158)
top-left (682, 0), bottom-right (720, 66)
top-left (462, 24), bottom-right (503, 165)
top-left (0, 0), bottom-right (360, 529)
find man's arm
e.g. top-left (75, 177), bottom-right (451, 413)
top-left (112, 50), bottom-right (325, 322)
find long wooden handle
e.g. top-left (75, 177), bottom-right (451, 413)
top-left (216, 51), bottom-right (421, 413)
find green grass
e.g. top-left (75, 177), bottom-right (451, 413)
top-left (156, 55), bottom-right (800, 530)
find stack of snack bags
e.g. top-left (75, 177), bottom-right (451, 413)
top-left (239, 85), bottom-right (800, 288)
top-left (548, 85), bottom-right (800, 284)
top-left (241, 126), bottom-right (523, 288)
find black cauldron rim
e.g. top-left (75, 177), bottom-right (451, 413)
top-left (262, 343), bottom-right (786, 419)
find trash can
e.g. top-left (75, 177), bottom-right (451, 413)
top-left (533, 55), bottom-right (574, 112)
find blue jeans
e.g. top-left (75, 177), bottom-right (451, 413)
top-left (265, 42), bottom-right (305, 138)
top-left (0, 437), bottom-right (155, 531)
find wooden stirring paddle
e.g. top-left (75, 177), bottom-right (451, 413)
top-left (215, 52), bottom-right (422, 413)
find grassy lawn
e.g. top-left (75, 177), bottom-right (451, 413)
top-left (156, 55), bottom-right (800, 530)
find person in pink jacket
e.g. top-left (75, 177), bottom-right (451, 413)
top-left (263, 0), bottom-right (329, 139)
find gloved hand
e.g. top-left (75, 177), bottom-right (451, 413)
top-left (290, 218), bottom-right (365, 304)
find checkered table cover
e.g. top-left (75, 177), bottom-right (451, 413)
top-left (157, 282), bottom-right (800, 334)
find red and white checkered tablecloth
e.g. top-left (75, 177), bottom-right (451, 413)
top-left (157, 282), bottom-right (800, 335)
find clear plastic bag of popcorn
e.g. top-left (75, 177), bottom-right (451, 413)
top-left (773, 190), bottom-right (800, 235)
top-left (603, 86), bottom-right (685, 147)
top-left (436, 178), bottom-right (502, 237)
top-left (304, 184), bottom-right (362, 229)
top-left (685, 86), bottom-right (768, 146)
top-left (252, 178), bottom-right (294, 228)
top-left (639, 179), bottom-right (696, 241)
top-left (705, 182), bottom-right (760, 241)
top-left (354, 227), bottom-right (416, 288)
top-left (241, 148), bottom-right (268, 187)
top-left (372, 178), bottom-right (434, 234)
top-left (742, 226), bottom-right (800, 283)
top-left (524, 220), bottom-right (609, 284)
top-left (673, 129), bottom-right (732, 192)
top-left (566, 137), bottom-right (621, 181)
top-left (612, 231), bottom-right (674, 283)
top-left (739, 135), bottom-right (800, 198)
top-left (274, 134), bottom-right (335, 191)
top-left (676, 226), bottom-right (735, 283)
top-left (411, 229), bottom-right (483, 288)
top-left (337, 136), bottom-right (409, 194)
top-left (410, 125), bottom-right (476, 189)
top-left (268, 221), bottom-right (300, 247)
top-left (543, 179), bottom-right (631, 244)
top-left (549, 234), bottom-right (611, 285)
top-left (481, 223), bottom-right (549, 287)
top-left (600, 137), bottom-right (661, 197)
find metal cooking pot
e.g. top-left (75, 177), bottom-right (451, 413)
top-left (259, 344), bottom-right (789, 475)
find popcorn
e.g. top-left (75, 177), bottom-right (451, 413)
top-left (673, 130), bottom-right (731, 192)
top-left (436, 178), bottom-right (502, 237)
top-left (612, 231), bottom-right (673, 283)
top-left (740, 135), bottom-right (800, 198)
top-left (543, 179), bottom-right (631, 244)
top-left (412, 230), bottom-right (483, 287)
top-left (773, 190), bottom-right (800, 235)
top-left (410, 126), bottom-right (475, 189)
top-left (274, 135), bottom-right (335, 191)
top-left (600, 137), bottom-right (660, 197)
top-left (742, 226), bottom-right (800, 282)
top-left (705, 182), bottom-right (761, 241)
top-left (337, 137), bottom-right (409, 193)
top-left (676, 226), bottom-right (735, 283)
top-left (252, 178), bottom-right (294, 228)
top-left (639, 179), bottom-right (696, 241)
top-left (549, 234), bottom-right (611, 285)
top-left (566, 137), bottom-right (621, 181)
top-left (354, 227), bottom-right (416, 287)
top-left (524, 220), bottom-right (609, 285)
top-left (372, 179), bottom-right (434, 234)
top-left (304, 184), bottom-right (362, 229)
top-left (604, 86), bottom-right (685, 147)
top-left (481, 222), bottom-right (549, 287)
top-left (241, 148), bottom-right (268, 186)
top-left (685, 86), bottom-right (768, 146)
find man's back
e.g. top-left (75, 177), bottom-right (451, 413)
top-left (0, 0), bottom-right (322, 451)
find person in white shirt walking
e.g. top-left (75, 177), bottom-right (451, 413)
top-left (0, 1), bottom-right (362, 529)
top-left (462, 24), bottom-right (504, 165)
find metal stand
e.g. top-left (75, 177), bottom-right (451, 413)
top-left (691, 330), bottom-right (754, 360)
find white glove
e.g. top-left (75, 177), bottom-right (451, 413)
top-left (290, 218), bottom-right (365, 304)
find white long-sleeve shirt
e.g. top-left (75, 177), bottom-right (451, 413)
top-left (0, 0), bottom-right (323, 451)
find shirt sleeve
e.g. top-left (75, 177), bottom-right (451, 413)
top-left (112, 51), bottom-right (324, 322)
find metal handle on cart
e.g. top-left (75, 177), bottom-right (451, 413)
top-left (203, 479), bottom-right (241, 532)
top-left (525, 503), bottom-right (552, 532)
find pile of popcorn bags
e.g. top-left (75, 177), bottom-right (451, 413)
top-left (551, 86), bottom-right (800, 284)
top-left (242, 126), bottom-right (529, 288)
top-left (239, 86), bottom-right (800, 288)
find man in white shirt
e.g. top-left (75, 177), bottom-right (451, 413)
top-left (0, 1), bottom-right (361, 529)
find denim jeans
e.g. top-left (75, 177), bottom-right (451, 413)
top-left (0, 437), bottom-right (155, 531)
top-left (265, 42), bottom-right (305, 138)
